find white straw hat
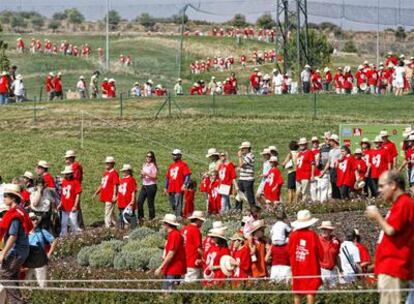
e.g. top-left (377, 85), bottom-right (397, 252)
top-left (311, 136), bottom-right (319, 142)
top-left (206, 148), bottom-right (219, 158)
top-left (291, 210), bottom-right (319, 230)
top-left (360, 137), bottom-right (370, 143)
top-left (329, 134), bottom-right (339, 143)
top-left (37, 160), bottom-right (49, 169)
top-left (298, 137), bottom-right (307, 145)
top-left (61, 166), bottom-right (74, 175)
top-left (212, 221), bottom-right (227, 230)
top-left (219, 255), bottom-right (237, 277)
top-left (208, 228), bottom-right (227, 240)
top-left (379, 130), bottom-right (389, 137)
top-left (23, 171), bottom-right (34, 180)
top-left (260, 148), bottom-right (271, 155)
top-left (318, 220), bottom-right (335, 230)
top-left (188, 210), bottom-right (206, 222)
top-left (161, 214), bottom-right (180, 226)
top-left (239, 141), bottom-right (251, 149)
top-left (250, 219), bottom-right (266, 234)
top-left (374, 135), bottom-right (383, 143)
top-left (104, 156), bottom-right (115, 163)
top-left (3, 184), bottom-right (22, 200)
top-left (64, 150), bottom-right (76, 158)
top-left (172, 149), bottom-right (182, 155)
top-left (120, 164), bottom-right (133, 172)
top-left (268, 145), bottom-right (278, 152)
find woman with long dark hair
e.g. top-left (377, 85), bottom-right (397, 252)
top-left (137, 151), bottom-right (158, 220)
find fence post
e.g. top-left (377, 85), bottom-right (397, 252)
top-left (313, 93), bottom-right (317, 119)
top-left (168, 93), bottom-right (172, 117)
top-left (120, 93), bottom-right (123, 118)
top-left (39, 86), bottom-right (43, 102)
top-left (212, 93), bottom-right (216, 116)
top-left (81, 111), bottom-right (84, 149)
top-left (33, 98), bottom-right (36, 124)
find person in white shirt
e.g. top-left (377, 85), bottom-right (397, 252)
top-left (11, 74), bottom-right (26, 102)
top-left (272, 69), bottom-right (284, 95)
top-left (339, 230), bottom-right (362, 284)
top-left (76, 76), bottom-right (87, 99)
top-left (301, 64), bottom-right (312, 93)
top-left (394, 61), bottom-right (406, 96)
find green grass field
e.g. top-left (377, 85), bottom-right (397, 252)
top-left (0, 93), bottom-right (412, 225)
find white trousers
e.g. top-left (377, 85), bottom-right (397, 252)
top-left (321, 268), bottom-right (338, 287)
top-left (60, 211), bottom-right (79, 236)
top-left (184, 268), bottom-right (201, 282)
top-left (270, 265), bottom-right (291, 283)
top-left (26, 265), bottom-right (48, 288)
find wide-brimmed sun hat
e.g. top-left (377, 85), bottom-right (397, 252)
top-left (291, 210), bottom-right (319, 230)
top-left (3, 184), bottom-right (22, 200)
top-left (206, 148), bottom-right (219, 158)
top-left (161, 214), bottom-right (180, 226)
top-left (61, 166), bottom-right (74, 175)
top-left (188, 210), bottom-right (206, 222)
top-left (298, 137), bottom-right (307, 145)
top-left (360, 138), bottom-right (370, 144)
top-left (250, 219), bottom-right (266, 234)
top-left (379, 130), bottom-right (389, 137)
top-left (219, 255), bottom-right (237, 277)
top-left (268, 145), bottom-right (278, 152)
top-left (120, 164), bottom-right (133, 172)
top-left (23, 171), bottom-right (34, 180)
top-left (230, 232), bottom-right (245, 241)
top-left (329, 134), bottom-right (339, 143)
top-left (260, 148), bottom-right (271, 155)
top-left (318, 220), bottom-right (335, 230)
top-left (37, 160), bottom-right (49, 169)
top-left (239, 141), bottom-right (251, 149)
top-left (104, 156), bottom-right (115, 163)
top-left (208, 228), bottom-right (227, 240)
top-left (64, 150), bottom-right (76, 158)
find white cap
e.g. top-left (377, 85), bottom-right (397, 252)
top-left (79, 75), bottom-right (85, 80)
top-left (172, 149), bottom-right (182, 155)
top-left (61, 166), bottom-right (74, 175)
top-left (104, 156), bottom-right (115, 163)
top-left (268, 145), bottom-right (278, 152)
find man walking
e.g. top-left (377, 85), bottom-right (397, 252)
top-left (236, 141), bottom-right (255, 209)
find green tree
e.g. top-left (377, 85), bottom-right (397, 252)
top-left (30, 15), bottom-right (45, 30)
top-left (52, 11), bottom-right (67, 21)
top-left (395, 26), bottom-right (406, 41)
top-left (230, 14), bottom-right (248, 28)
top-left (137, 13), bottom-right (156, 29)
top-left (10, 16), bottom-right (28, 29)
top-left (256, 13), bottom-right (275, 29)
top-left (287, 29), bottom-right (333, 68)
top-left (105, 10), bottom-right (121, 29)
top-left (0, 11), bottom-right (14, 24)
top-left (0, 40), bottom-right (10, 72)
top-left (48, 21), bottom-right (60, 32)
top-left (66, 8), bottom-right (85, 24)
top-left (343, 40), bottom-right (357, 53)
top-left (172, 14), bottom-right (188, 25)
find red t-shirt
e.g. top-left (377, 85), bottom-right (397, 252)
top-left (250, 73), bottom-right (260, 88)
top-left (355, 242), bottom-right (371, 265)
top-left (311, 148), bottom-right (321, 177)
top-left (353, 158), bottom-right (368, 180)
top-left (208, 179), bottom-right (221, 214)
top-left (336, 154), bottom-right (355, 187)
top-left (71, 161), bottom-right (83, 184)
top-left (270, 244), bottom-right (290, 266)
top-left (166, 160), bottom-right (191, 193)
top-left (117, 175), bottom-right (137, 209)
top-left (60, 178), bottom-right (82, 212)
top-left (263, 167), bottom-right (284, 202)
top-left (99, 169), bottom-right (119, 203)
top-left (183, 189), bottom-right (195, 218)
top-left (296, 149), bottom-right (314, 181)
top-left (232, 245), bottom-right (251, 278)
top-left (202, 236), bottom-right (215, 268)
top-left (319, 236), bottom-right (340, 270)
top-left (42, 172), bottom-right (55, 189)
top-left (181, 223), bottom-right (202, 269)
top-left (288, 229), bottom-right (323, 293)
top-left (20, 190), bottom-right (30, 207)
top-left (0, 76), bottom-right (9, 93)
top-left (405, 147), bottom-right (414, 166)
top-left (163, 228), bottom-right (187, 276)
top-left (375, 193), bottom-right (414, 280)
top-left (53, 77), bottom-right (62, 93)
top-left (218, 162), bottom-right (236, 187)
top-left (382, 140), bottom-right (398, 162)
top-left (205, 244), bottom-right (230, 280)
top-left (370, 148), bottom-right (390, 179)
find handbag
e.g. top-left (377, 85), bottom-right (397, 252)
top-left (23, 231), bottom-right (49, 269)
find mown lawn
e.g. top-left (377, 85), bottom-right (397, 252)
top-left (0, 93), bottom-right (412, 225)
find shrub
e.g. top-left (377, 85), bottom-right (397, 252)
top-left (88, 247), bottom-right (115, 268)
top-left (122, 240), bottom-right (145, 252)
top-left (124, 248), bottom-right (159, 269)
top-left (129, 227), bottom-right (156, 240)
top-left (99, 239), bottom-right (124, 252)
top-left (139, 234), bottom-right (164, 249)
top-left (113, 251), bottom-right (128, 269)
top-left (343, 40), bottom-right (358, 53)
top-left (77, 245), bottom-right (98, 266)
top-left (148, 251), bottom-right (163, 270)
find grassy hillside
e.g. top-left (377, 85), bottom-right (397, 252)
top-left (0, 94), bottom-right (412, 225)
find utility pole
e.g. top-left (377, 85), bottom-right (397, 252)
top-left (376, 0), bottom-right (380, 66)
top-left (177, 4), bottom-right (189, 80)
top-left (105, 0), bottom-right (110, 70)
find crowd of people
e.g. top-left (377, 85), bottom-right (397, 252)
top-left (189, 49), bottom-right (278, 74)
top-left (210, 27), bottom-right (277, 43)
top-left (0, 127), bottom-right (413, 302)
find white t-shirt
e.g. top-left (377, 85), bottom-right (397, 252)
top-left (339, 241), bottom-right (360, 275)
top-left (395, 66), bottom-right (405, 84)
top-left (272, 74), bottom-right (284, 86)
top-left (271, 221), bottom-right (291, 245)
top-left (0, 184), bottom-right (5, 211)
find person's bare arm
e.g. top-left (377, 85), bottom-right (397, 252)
top-left (0, 235), bottom-right (17, 263)
top-left (155, 251), bottom-right (175, 275)
top-left (47, 239), bottom-right (58, 259)
top-left (366, 207), bottom-right (395, 236)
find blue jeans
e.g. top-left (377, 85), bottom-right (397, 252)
top-left (168, 192), bottom-right (183, 217)
top-left (406, 281), bottom-right (414, 304)
top-left (220, 195), bottom-right (231, 214)
top-left (0, 93), bottom-right (9, 105)
top-left (162, 275), bottom-right (181, 290)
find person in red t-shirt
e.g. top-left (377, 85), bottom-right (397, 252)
top-left (207, 171), bottom-right (221, 215)
top-left (230, 233), bottom-right (251, 286)
top-left (295, 138), bottom-right (315, 202)
top-left (323, 67), bottom-right (332, 91)
top-left (318, 221), bottom-right (340, 287)
top-left (353, 148), bottom-right (368, 195)
top-left (263, 156), bottom-right (284, 204)
top-left (352, 229), bottom-right (372, 274)
top-left (250, 69), bottom-right (261, 94)
top-left (183, 180), bottom-right (196, 218)
top-left (334, 67), bottom-right (344, 94)
top-left (181, 211), bottom-right (205, 282)
top-left (117, 164), bottom-right (137, 229)
top-left (35, 160), bottom-right (55, 189)
top-left (156, 214), bottom-right (186, 290)
top-left (93, 156), bottom-right (119, 228)
top-left (217, 152), bottom-right (237, 213)
top-left (366, 170), bottom-right (414, 304)
top-left (289, 210), bottom-right (323, 304)
top-left (203, 228), bottom-right (230, 285)
top-left (58, 166), bottom-right (82, 236)
top-left (101, 78), bottom-right (109, 98)
top-left (165, 149), bottom-right (191, 218)
top-left (370, 136), bottom-right (391, 190)
top-left (52, 73), bottom-right (63, 100)
top-left (44, 73), bottom-right (55, 101)
top-left (380, 130), bottom-right (398, 168)
top-left (335, 145), bottom-right (355, 199)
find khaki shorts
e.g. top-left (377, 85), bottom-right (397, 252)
top-left (378, 274), bottom-right (406, 304)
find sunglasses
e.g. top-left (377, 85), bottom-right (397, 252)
top-left (146, 155), bottom-right (153, 158)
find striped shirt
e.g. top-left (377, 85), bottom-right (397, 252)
top-left (239, 152), bottom-right (255, 181)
